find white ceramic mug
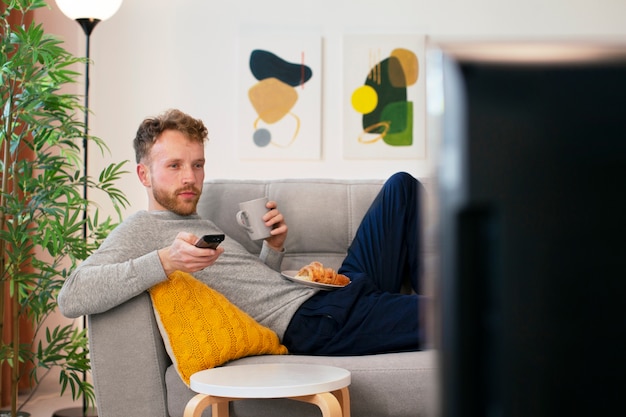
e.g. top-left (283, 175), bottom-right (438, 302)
top-left (236, 197), bottom-right (272, 241)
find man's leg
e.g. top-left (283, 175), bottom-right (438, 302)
top-left (339, 172), bottom-right (421, 293)
top-left (284, 172), bottom-right (423, 355)
top-left (283, 277), bottom-right (421, 355)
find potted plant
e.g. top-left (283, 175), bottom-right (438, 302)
top-left (1, 0), bottom-right (128, 415)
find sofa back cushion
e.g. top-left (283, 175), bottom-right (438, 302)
top-left (197, 179), bottom-right (384, 271)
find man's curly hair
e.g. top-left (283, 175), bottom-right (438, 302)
top-left (133, 109), bottom-right (209, 163)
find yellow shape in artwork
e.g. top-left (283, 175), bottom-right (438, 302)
top-left (389, 48), bottom-right (419, 87)
top-left (351, 85), bottom-right (378, 114)
top-left (248, 77), bottom-right (298, 124)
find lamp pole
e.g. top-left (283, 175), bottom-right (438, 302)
top-left (50, 23), bottom-right (96, 415)
top-left (54, 3), bottom-right (123, 416)
top-left (78, 18), bottom-right (98, 239)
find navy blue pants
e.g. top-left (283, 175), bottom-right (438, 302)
top-left (283, 172), bottom-right (422, 355)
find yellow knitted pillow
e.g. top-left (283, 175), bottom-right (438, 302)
top-left (149, 271), bottom-right (288, 385)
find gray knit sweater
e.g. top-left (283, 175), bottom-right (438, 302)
top-left (57, 210), bottom-right (317, 339)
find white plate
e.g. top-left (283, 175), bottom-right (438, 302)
top-left (281, 270), bottom-right (349, 291)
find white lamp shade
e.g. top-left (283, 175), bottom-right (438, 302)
top-left (55, 0), bottom-right (123, 21)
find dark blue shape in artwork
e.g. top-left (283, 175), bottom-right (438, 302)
top-left (249, 49), bottom-right (313, 87)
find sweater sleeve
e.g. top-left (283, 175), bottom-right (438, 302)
top-left (58, 250), bottom-right (166, 318)
top-left (57, 212), bottom-right (168, 318)
top-left (259, 241), bottom-right (285, 272)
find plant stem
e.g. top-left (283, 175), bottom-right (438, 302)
top-left (0, 50), bottom-right (13, 408)
top-left (11, 280), bottom-right (19, 417)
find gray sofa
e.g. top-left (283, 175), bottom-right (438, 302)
top-left (87, 178), bottom-right (437, 417)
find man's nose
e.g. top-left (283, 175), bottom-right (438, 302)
top-left (181, 166), bottom-right (196, 184)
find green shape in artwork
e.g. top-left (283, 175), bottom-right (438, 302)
top-left (362, 57), bottom-right (407, 133)
top-left (381, 101), bottom-right (413, 146)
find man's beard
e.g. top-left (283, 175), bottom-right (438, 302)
top-left (153, 185), bottom-right (201, 216)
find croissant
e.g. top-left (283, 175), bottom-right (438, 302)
top-left (296, 261), bottom-right (351, 286)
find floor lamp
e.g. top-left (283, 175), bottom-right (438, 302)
top-left (53, 2), bottom-right (123, 416)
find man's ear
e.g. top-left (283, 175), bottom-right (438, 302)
top-left (137, 163), bottom-right (151, 187)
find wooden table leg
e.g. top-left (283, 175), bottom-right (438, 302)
top-left (332, 387), bottom-right (351, 417)
top-left (290, 391), bottom-right (345, 417)
top-left (186, 388), bottom-right (350, 417)
top-left (184, 393), bottom-right (232, 417)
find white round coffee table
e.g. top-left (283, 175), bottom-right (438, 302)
top-left (184, 363), bottom-right (351, 417)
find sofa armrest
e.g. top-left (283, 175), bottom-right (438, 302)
top-left (88, 293), bottom-right (170, 417)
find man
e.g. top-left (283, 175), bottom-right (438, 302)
top-left (58, 109), bottom-right (422, 355)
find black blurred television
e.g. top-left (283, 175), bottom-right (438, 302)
top-left (434, 42), bottom-right (626, 417)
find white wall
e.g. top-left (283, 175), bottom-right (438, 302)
top-left (38, 0), bottom-right (626, 219)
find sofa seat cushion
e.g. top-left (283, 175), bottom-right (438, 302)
top-left (165, 349), bottom-right (436, 417)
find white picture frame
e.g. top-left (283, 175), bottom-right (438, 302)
top-left (343, 34), bottom-right (427, 160)
top-left (238, 34), bottom-right (322, 160)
